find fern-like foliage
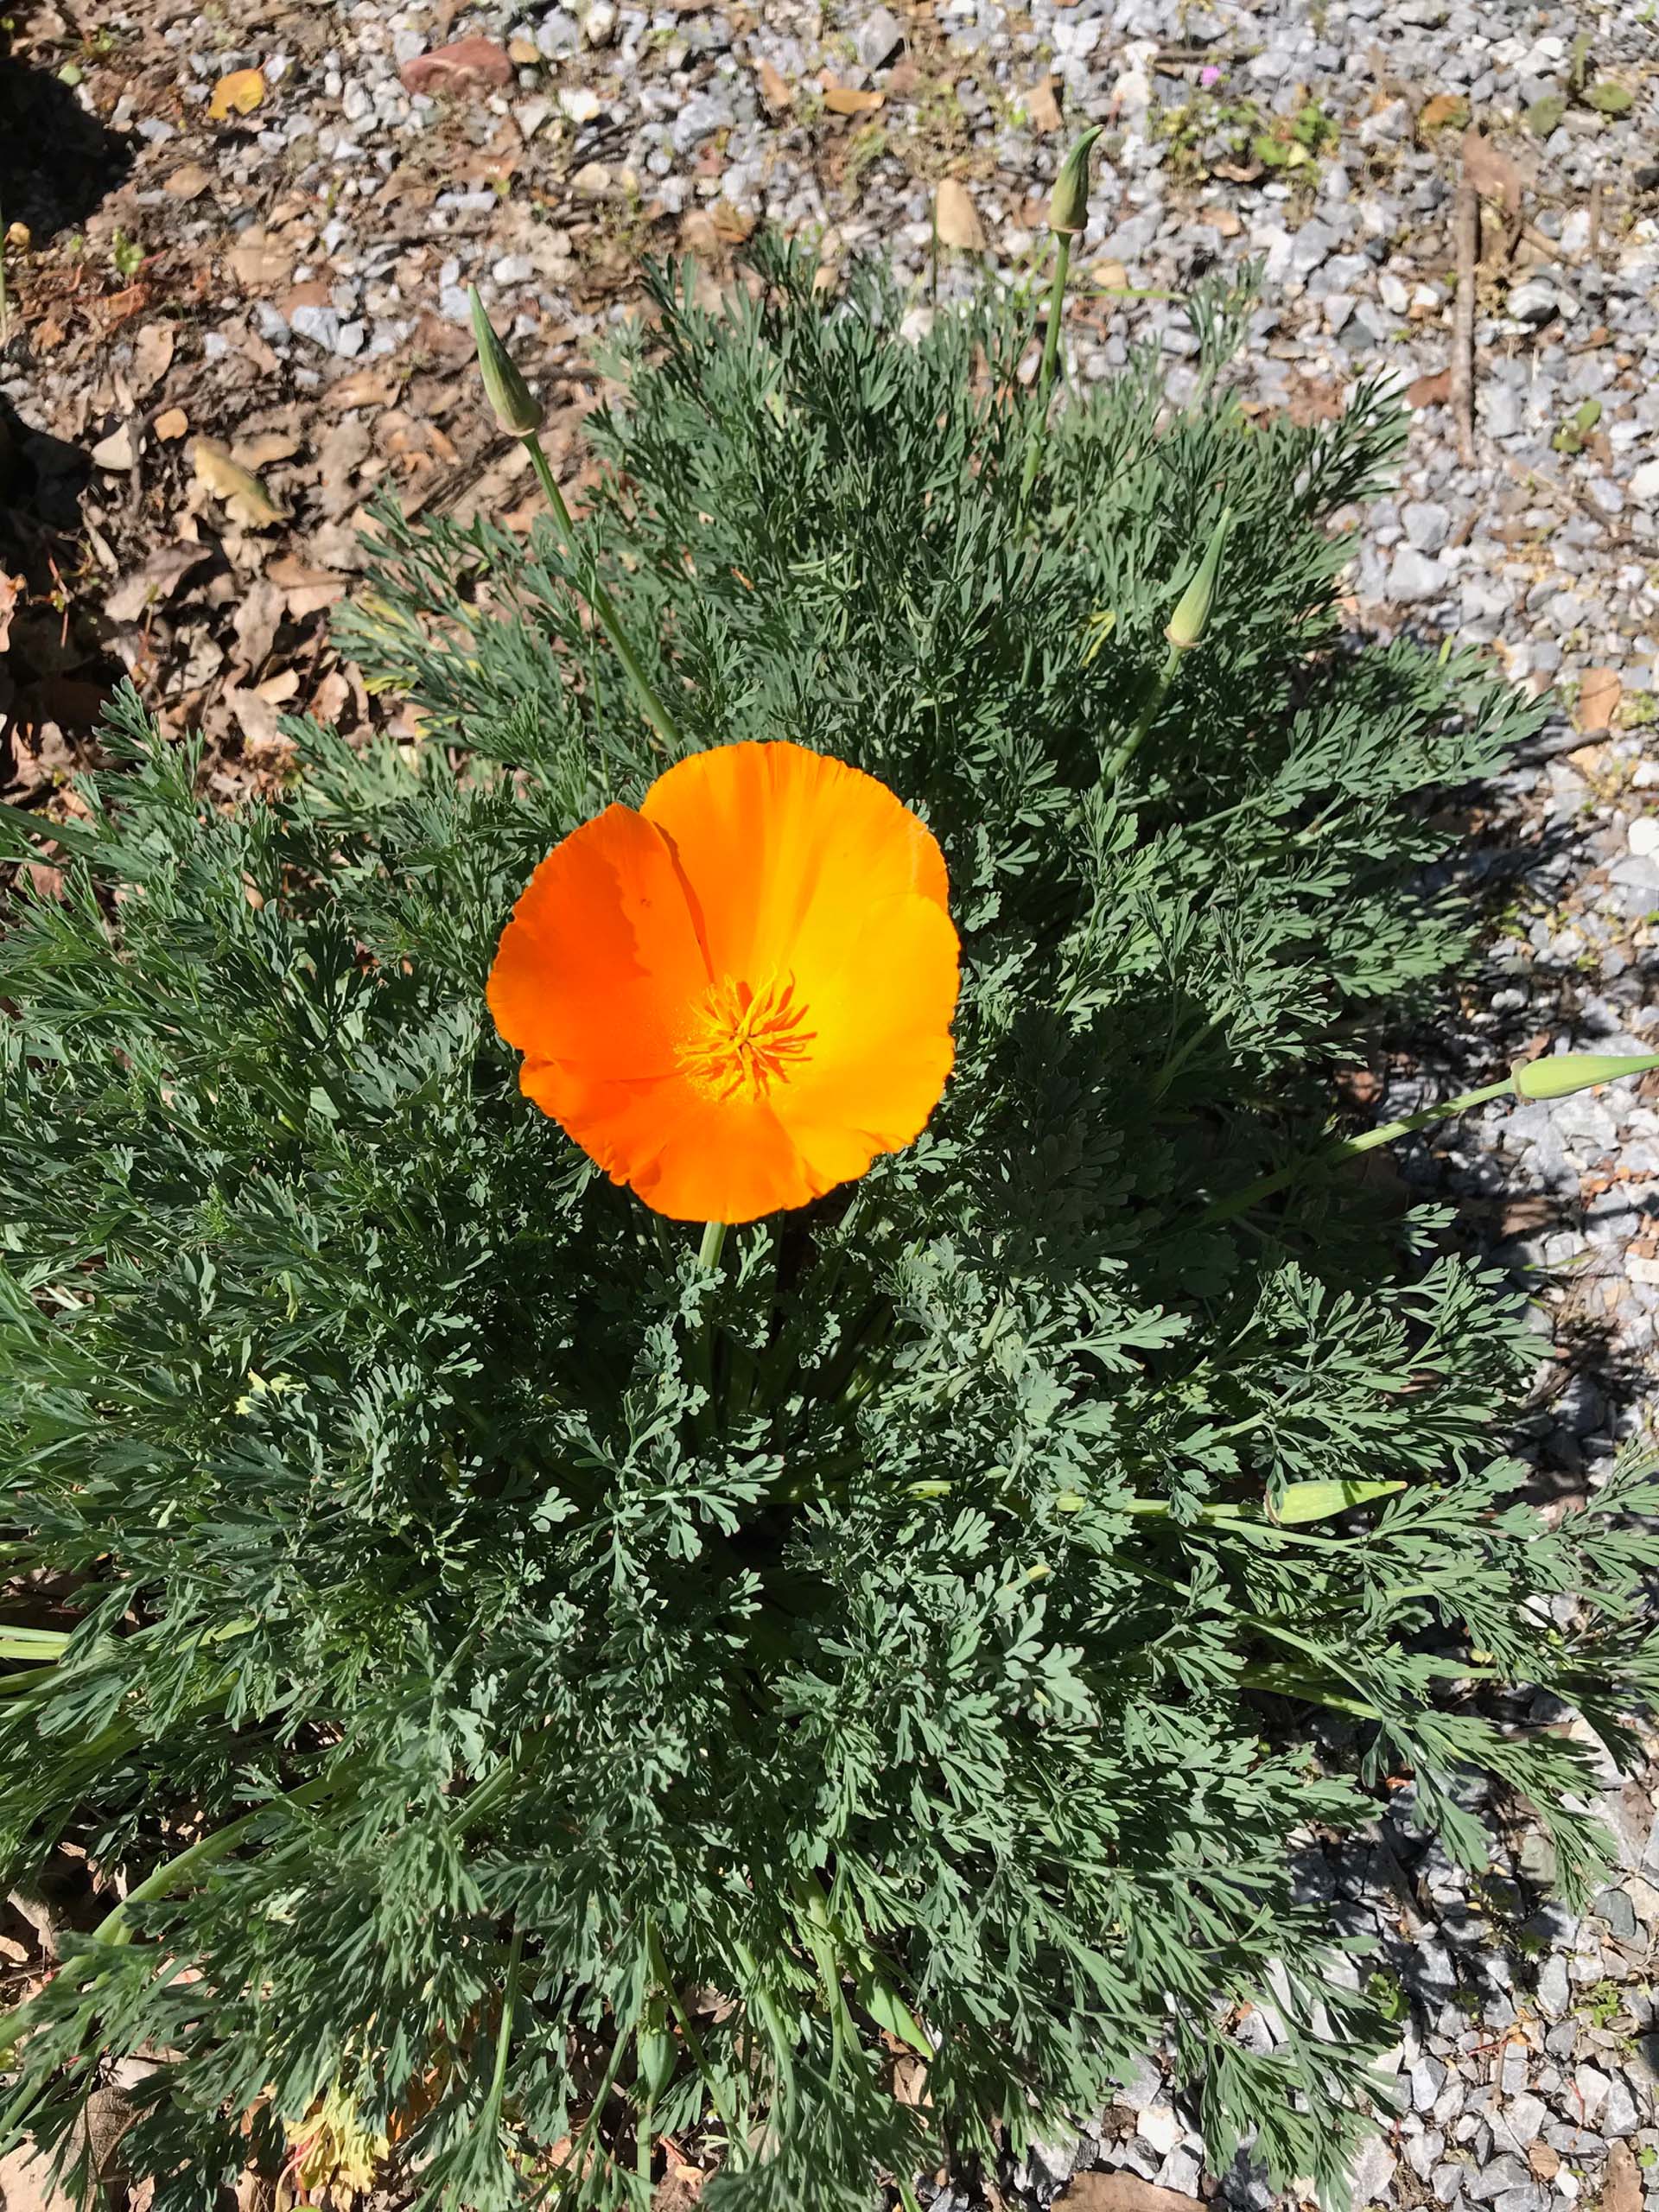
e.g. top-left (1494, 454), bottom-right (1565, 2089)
top-left (2, 244), bottom-right (1653, 2212)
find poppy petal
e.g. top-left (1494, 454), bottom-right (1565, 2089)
top-left (486, 804), bottom-right (710, 1084)
top-left (521, 1063), bottom-right (827, 1224)
top-left (773, 891), bottom-right (959, 1181)
top-left (640, 741), bottom-right (949, 984)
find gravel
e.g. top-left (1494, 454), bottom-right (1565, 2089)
top-left (1, 0), bottom-right (1656, 2202)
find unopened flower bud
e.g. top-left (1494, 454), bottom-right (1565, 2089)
top-left (1047, 125), bottom-right (1103, 236)
top-left (1510, 1049), bottom-right (1659, 1102)
top-left (467, 284), bottom-right (544, 438)
top-left (1165, 505), bottom-right (1235, 653)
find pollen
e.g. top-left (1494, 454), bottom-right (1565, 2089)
top-left (677, 975), bottom-right (817, 1101)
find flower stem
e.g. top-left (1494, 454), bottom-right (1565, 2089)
top-left (1103, 638), bottom-right (1182, 787)
top-left (1201, 1074), bottom-right (1516, 1229)
top-left (1019, 230), bottom-right (1073, 510)
top-left (521, 432), bottom-right (682, 752)
top-left (698, 1220), bottom-right (728, 1272)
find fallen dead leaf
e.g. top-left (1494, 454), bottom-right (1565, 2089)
top-left (1196, 205), bottom-right (1243, 237)
top-left (207, 67), bottom-right (266, 120)
top-left (232, 578), bottom-right (284, 673)
top-left (256, 670), bottom-right (301, 706)
top-left (506, 33), bottom-right (539, 62)
top-left (1576, 666), bottom-right (1622, 734)
top-left (1024, 74), bottom-right (1063, 132)
top-left (222, 686), bottom-right (286, 749)
top-left (154, 407), bottom-right (189, 442)
top-left (105, 543), bottom-right (213, 625)
top-left (0, 573), bottom-right (22, 654)
top-left (1418, 91), bottom-right (1470, 134)
top-left (233, 430), bottom-right (302, 471)
top-left (164, 162), bottom-right (213, 199)
top-left (193, 439), bottom-right (288, 529)
top-left (266, 558), bottom-right (350, 619)
top-left (935, 176), bottom-right (986, 251)
top-left (822, 80), bottom-right (883, 115)
top-left (400, 36), bottom-right (514, 94)
top-left (1056, 2176), bottom-right (1201, 2212)
top-left (1462, 124), bottom-right (1524, 220)
top-left (1602, 2142), bottom-right (1639, 2212)
top-left (324, 366), bottom-right (400, 412)
top-left (228, 236), bottom-right (292, 293)
top-left (132, 322), bottom-right (175, 397)
top-left (1405, 367), bottom-right (1452, 408)
top-left (753, 56), bottom-right (792, 111)
top-left (1528, 2143), bottom-right (1560, 2183)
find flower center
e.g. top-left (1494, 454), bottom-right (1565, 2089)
top-left (677, 974), bottom-right (817, 1102)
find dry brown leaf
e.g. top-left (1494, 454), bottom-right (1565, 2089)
top-left (1462, 124), bottom-right (1523, 219)
top-left (1604, 2143), bottom-right (1641, 2212)
top-left (233, 431), bottom-right (302, 471)
top-left (105, 543), bottom-right (213, 625)
top-left (1057, 2175), bottom-right (1200, 2212)
top-left (154, 407), bottom-right (189, 441)
top-left (754, 57), bottom-right (792, 111)
top-left (935, 177), bottom-right (987, 251)
top-left (0, 572), bottom-right (22, 655)
top-left (1418, 91), bottom-right (1469, 133)
top-left (1025, 74), bottom-right (1063, 132)
top-left (132, 322), bottom-right (175, 397)
top-left (1404, 367), bottom-right (1452, 408)
top-left (1576, 666), bottom-right (1622, 734)
top-left (256, 670), bottom-right (301, 705)
top-left (822, 80), bottom-right (883, 115)
top-left (233, 579), bottom-right (284, 672)
top-left (325, 366), bottom-right (400, 412)
top-left (228, 237), bottom-right (292, 293)
top-left (208, 67), bottom-right (267, 119)
top-left (266, 559), bottom-right (349, 618)
top-left (1196, 205), bottom-right (1243, 237)
top-left (193, 439), bottom-right (288, 529)
top-left (164, 162), bottom-right (213, 199)
top-left (1528, 2144), bottom-right (1560, 2183)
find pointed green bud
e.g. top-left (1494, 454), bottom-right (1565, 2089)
top-left (1272, 1479), bottom-right (1404, 1526)
top-left (1048, 125), bottom-right (1103, 236)
top-left (1511, 1050), bottom-right (1659, 1101)
top-left (467, 284), bottom-right (544, 437)
top-left (1165, 505), bottom-right (1235, 653)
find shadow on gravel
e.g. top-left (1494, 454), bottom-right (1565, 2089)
top-left (0, 31), bottom-right (132, 245)
top-left (1392, 715), bottom-right (1659, 1502)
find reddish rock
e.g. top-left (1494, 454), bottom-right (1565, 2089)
top-left (399, 37), bottom-right (514, 95)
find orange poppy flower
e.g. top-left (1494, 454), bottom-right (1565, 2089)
top-left (487, 741), bottom-right (960, 1224)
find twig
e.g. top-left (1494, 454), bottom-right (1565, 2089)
top-left (1450, 175), bottom-right (1478, 467)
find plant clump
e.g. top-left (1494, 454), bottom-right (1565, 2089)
top-left (1, 243), bottom-right (1656, 2212)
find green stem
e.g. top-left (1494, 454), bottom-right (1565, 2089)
top-left (698, 1220), bottom-right (728, 1273)
top-left (646, 1926), bottom-right (747, 2164)
top-left (1103, 639), bottom-right (1182, 787)
top-left (1019, 230), bottom-right (1073, 509)
top-left (94, 1769), bottom-right (346, 1948)
top-left (1201, 1074), bottom-right (1516, 1230)
top-left (522, 433), bottom-right (682, 752)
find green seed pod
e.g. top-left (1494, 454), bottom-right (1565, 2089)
top-left (636, 1995), bottom-right (676, 2101)
top-left (1048, 125), bottom-right (1103, 236)
top-left (1511, 1050), bottom-right (1659, 1101)
top-left (1272, 1478), bottom-right (1404, 1526)
top-left (1165, 506), bottom-right (1235, 653)
top-left (467, 284), bottom-right (544, 438)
